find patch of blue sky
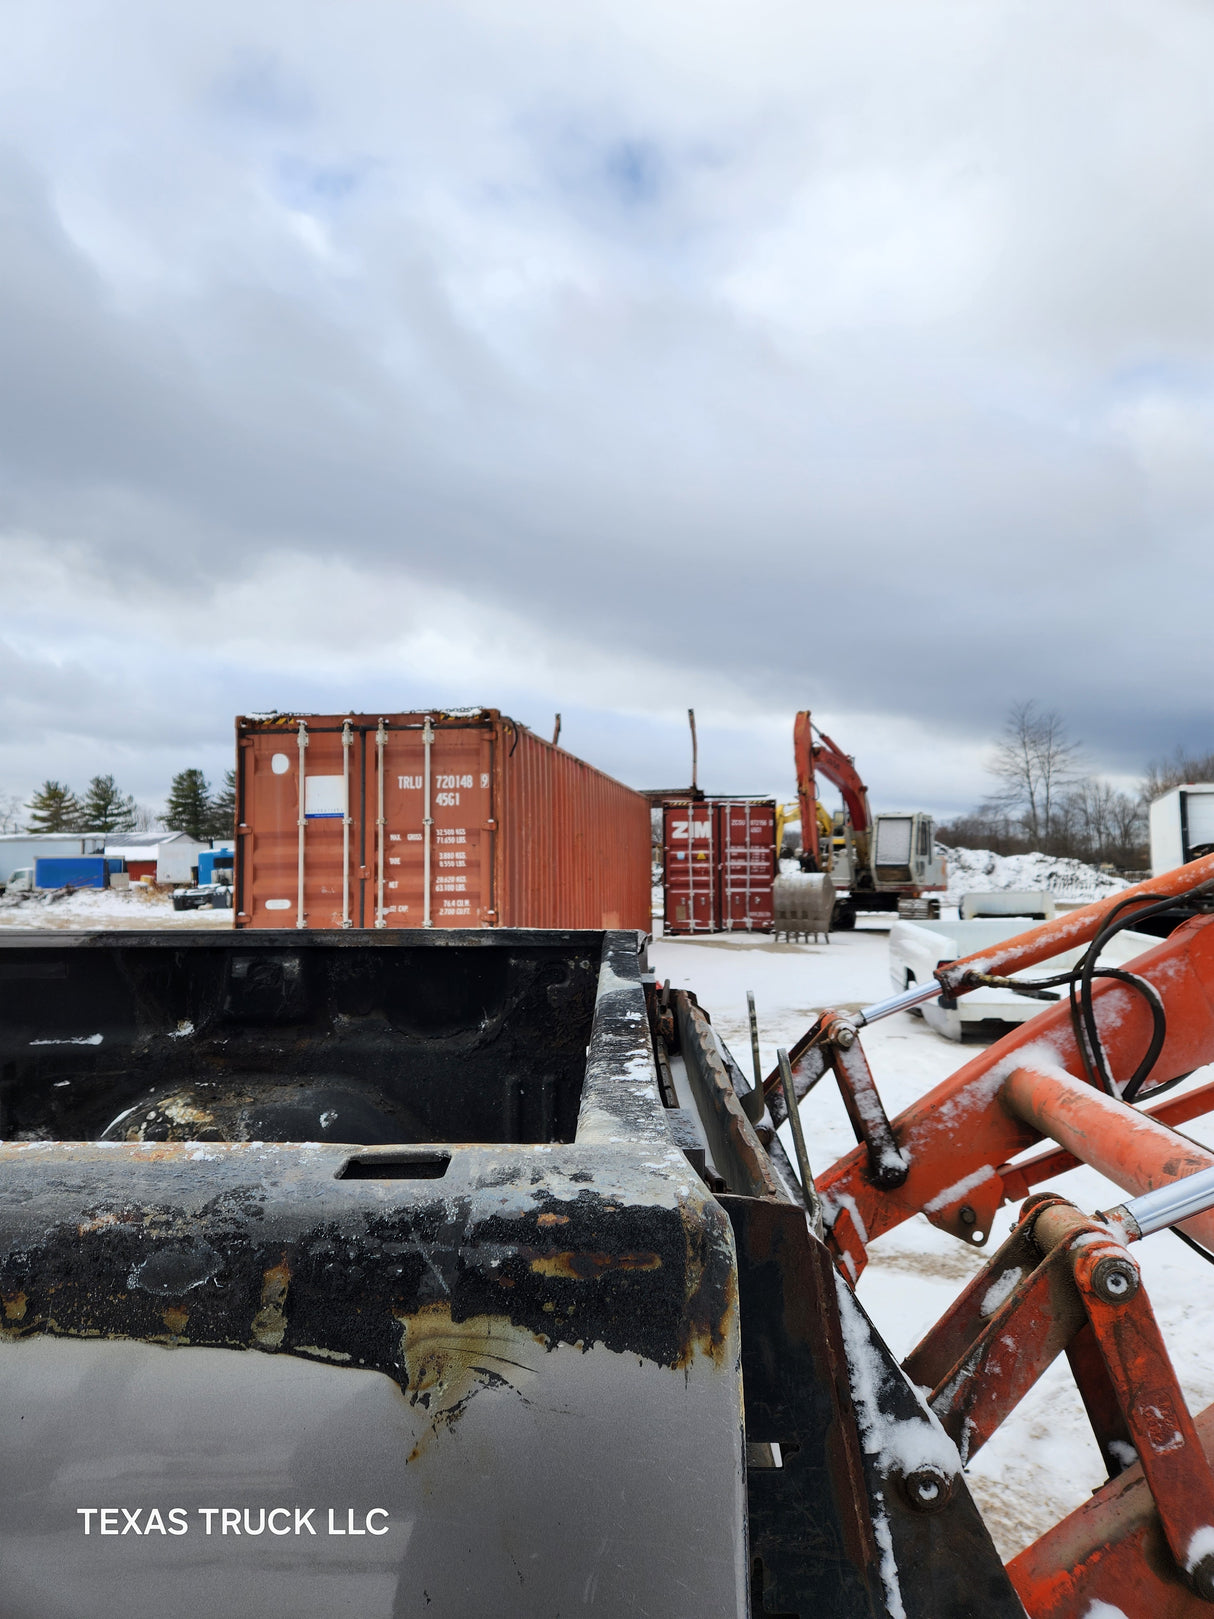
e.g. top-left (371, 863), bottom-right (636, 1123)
top-left (211, 52), bottom-right (315, 127)
top-left (1105, 355), bottom-right (1214, 400)
top-left (602, 138), bottom-right (664, 208)
top-left (495, 111), bottom-right (737, 280)
top-left (509, 110), bottom-right (674, 219)
top-left (274, 154), bottom-right (370, 213)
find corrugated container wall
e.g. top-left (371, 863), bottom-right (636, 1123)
top-left (717, 800), bottom-right (776, 931)
top-left (234, 712), bottom-right (652, 932)
top-left (662, 799), bottom-right (776, 936)
top-left (662, 802), bottom-right (719, 935)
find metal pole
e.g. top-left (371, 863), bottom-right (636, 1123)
top-left (422, 715), bottom-right (434, 928)
top-left (341, 719), bottom-right (352, 929)
top-left (688, 708), bottom-right (697, 792)
top-left (747, 990), bottom-right (763, 1089)
top-left (778, 1047), bottom-right (824, 1239)
top-left (295, 719), bottom-right (308, 928)
top-left (374, 719), bottom-right (387, 929)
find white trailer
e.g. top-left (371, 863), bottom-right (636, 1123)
top-left (1149, 784), bottom-right (1214, 875)
top-left (0, 834), bottom-right (105, 888)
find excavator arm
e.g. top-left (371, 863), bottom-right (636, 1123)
top-left (793, 709), bottom-right (874, 871)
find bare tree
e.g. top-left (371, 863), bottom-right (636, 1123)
top-left (1108, 790), bottom-right (1147, 867)
top-left (985, 701), bottom-right (1082, 847)
top-left (0, 792), bottom-right (24, 834)
top-left (1143, 747), bottom-right (1214, 802)
top-left (1057, 778), bottom-right (1146, 866)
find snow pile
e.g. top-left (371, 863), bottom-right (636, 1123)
top-left (938, 844), bottom-right (1129, 905)
top-left (0, 886), bottom-right (231, 929)
top-left (0, 886), bottom-right (171, 921)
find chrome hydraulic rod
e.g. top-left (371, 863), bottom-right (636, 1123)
top-left (857, 979), bottom-right (943, 1026)
top-left (1115, 1164), bottom-right (1214, 1240)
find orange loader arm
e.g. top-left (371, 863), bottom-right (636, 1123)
top-left (794, 852), bottom-right (1214, 1619)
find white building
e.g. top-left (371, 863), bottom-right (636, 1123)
top-left (102, 832), bottom-right (212, 885)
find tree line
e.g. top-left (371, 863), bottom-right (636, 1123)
top-left (936, 700), bottom-right (1207, 871)
top-left (9, 770), bottom-right (237, 842)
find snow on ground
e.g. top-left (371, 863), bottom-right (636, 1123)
top-left (650, 922), bottom-right (1214, 1562)
top-left (0, 888), bottom-right (232, 929)
top-left (941, 843), bottom-right (1129, 905)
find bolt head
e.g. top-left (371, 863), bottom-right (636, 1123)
top-left (1091, 1254), bottom-right (1139, 1304)
top-left (901, 1464), bottom-right (953, 1513)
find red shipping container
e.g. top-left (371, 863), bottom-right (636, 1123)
top-left (662, 801), bottom-right (719, 935)
top-left (717, 800), bottom-right (776, 932)
top-left (233, 711), bottom-right (651, 932)
top-left (662, 798), bottom-right (776, 936)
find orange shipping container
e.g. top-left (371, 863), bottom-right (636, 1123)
top-left (233, 711), bottom-right (652, 932)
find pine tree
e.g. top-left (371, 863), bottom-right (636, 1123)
top-left (80, 775), bottom-right (137, 833)
top-left (26, 781), bottom-right (83, 833)
top-left (204, 769), bottom-right (237, 840)
top-left (164, 770), bottom-right (211, 841)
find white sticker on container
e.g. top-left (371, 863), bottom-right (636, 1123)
top-left (271, 753), bottom-right (290, 775)
top-left (305, 775), bottom-right (345, 819)
top-left (264, 899), bottom-right (292, 911)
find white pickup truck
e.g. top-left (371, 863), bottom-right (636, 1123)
top-left (890, 910), bottom-right (1158, 1040)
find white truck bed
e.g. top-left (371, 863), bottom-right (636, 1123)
top-left (889, 916), bottom-right (1159, 1040)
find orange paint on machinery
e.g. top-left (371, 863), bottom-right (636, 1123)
top-left (233, 710), bottom-right (652, 931)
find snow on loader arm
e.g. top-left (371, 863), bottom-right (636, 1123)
top-left (762, 851), bottom-right (1214, 1618)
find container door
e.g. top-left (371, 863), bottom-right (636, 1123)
top-left (662, 803), bottom-right (718, 935)
top-left (238, 725), bottom-right (354, 929)
top-left (365, 721), bottom-right (496, 928)
top-left (717, 801), bottom-right (775, 932)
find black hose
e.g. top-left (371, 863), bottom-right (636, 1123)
top-left (993, 880), bottom-right (1214, 1103)
top-left (1172, 1226), bottom-right (1214, 1268)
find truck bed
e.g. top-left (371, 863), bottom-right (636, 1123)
top-left (889, 916), bottom-right (1159, 1039)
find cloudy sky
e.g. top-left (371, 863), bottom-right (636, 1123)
top-left (2, 0), bottom-right (1211, 819)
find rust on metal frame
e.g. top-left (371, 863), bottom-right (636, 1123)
top-left (817, 910), bottom-right (1214, 1278)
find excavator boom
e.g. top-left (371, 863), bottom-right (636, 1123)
top-left (793, 709), bottom-right (873, 870)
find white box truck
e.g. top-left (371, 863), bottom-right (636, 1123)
top-left (1149, 784), bottom-right (1214, 875)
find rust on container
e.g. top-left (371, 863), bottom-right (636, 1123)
top-left (662, 797), bottom-right (776, 936)
top-left (233, 710), bottom-right (651, 931)
top-left (717, 799), bottom-right (776, 932)
top-left (662, 799), bottom-right (719, 934)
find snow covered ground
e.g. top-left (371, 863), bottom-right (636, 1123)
top-left (941, 843), bottom-right (1129, 906)
top-left (0, 888), bottom-right (231, 929)
top-left (650, 921), bottom-right (1214, 1562)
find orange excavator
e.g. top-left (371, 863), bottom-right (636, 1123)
top-left (790, 709), bottom-right (945, 928)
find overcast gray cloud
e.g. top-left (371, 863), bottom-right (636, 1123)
top-left (2, 0), bottom-right (1213, 817)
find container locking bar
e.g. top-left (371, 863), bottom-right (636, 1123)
top-left (296, 718), bottom-right (308, 928)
